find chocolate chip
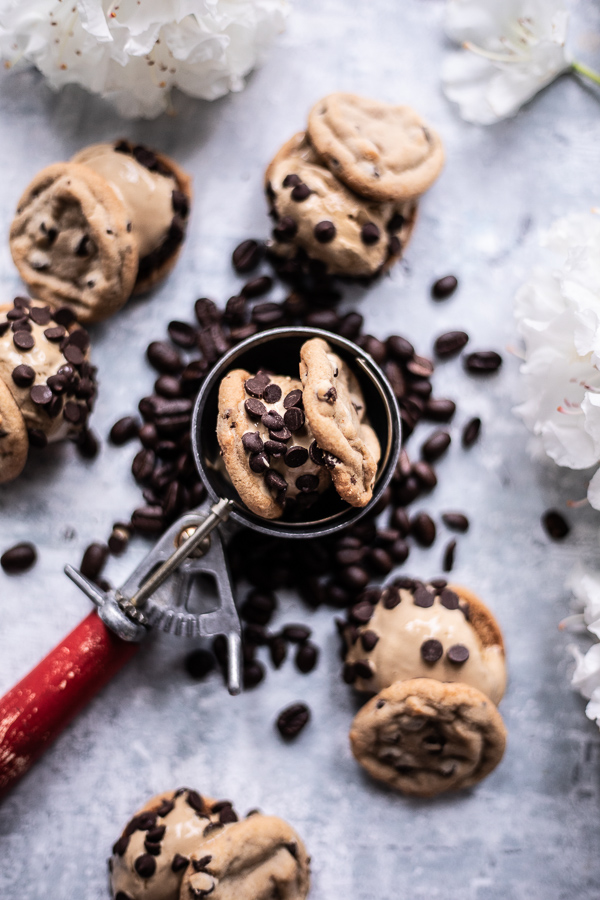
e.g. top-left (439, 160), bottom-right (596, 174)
top-left (11, 317), bottom-right (31, 333)
top-left (0, 542), bottom-right (37, 574)
top-left (442, 512), bottom-right (469, 532)
top-left (269, 426), bottom-right (292, 443)
top-left (342, 662), bottom-right (357, 684)
top-left (361, 630), bottom-right (379, 652)
top-left (309, 441), bottom-right (324, 465)
top-left (30, 383), bottom-right (52, 405)
top-left (192, 854), bottom-right (214, 872)
top-left (245, 375), bottom-right (270, 398)
top-left (147, 341), bottom-right (183, 375)
top-left (11, 364), bottom-right (35, 387)
top-left (296, 473), bottom-right (319, 492)
top-left (314, 220), bottom-right (336, 243)
top-left (219, 806), bottom-right (238, 824)
top-left (361, 222), bottom-right (381, 245)
top-left (354, 659), bottom-right (373, 678)
top-left (264, 440), bottom-right (286, 457)
top-left (421, 430), bottom-right (451, 462)
top-left (241, 276), bottom-right (273, 298)
top-left (110, 416), bottom-right (140, 445)
top-left (542, 509), bottom-right (570, 540)
top-left (134, 854), bottom-right (156, 878)
top-left (465, 351), bottom-right (502, 373)
top-left (242, 432), bottom-right (263, 454)
top-left (283, 173), bottom-right (302, 187)
top-left (132, 145), bottom-right (157, 169)
top-left (13, 330), bottom-right (34, 351)
top-left (29, 306), bottom-right (52, 325)
top-left (322, 386), bottom-right (337, 403)
top-left (186, 789), bottom-right (206, 813)
top-left (284, 407), bottom-right (305, 431)
top-left (382, 587), bottom-right (401, 609)
top-left (265, 470), bottom-right (287, 502)
top-left (26, 428), bottom-right (47, 449)
top-left (447, 643), bottom-right (469, 664)
top-left (413, 586), bottom-right (435, 608)
top-left (112, 835), bottom-right (129, 856)
top-left (434, 331), bottom-right (469, 357)
top-left (284, 445), bottom-right (308, 467)
top-left (387, 212), bottom-right (405, 232)
top-left (262, 410), bottom-right (284, 431)
top-left (184, 649), bottom-right (215, 680)
top-left (273, 216), bottom-right (298, 242)
top-left (156, 799), bottom-right (175, 818)
top-left (283, 389), bottom-right (303, 409)
top-left (462, 416), bottom-right (481, 448)
top-left (411, 512), bottom-right (436, 547)
top-left (421, 638), bottom-right (443, 662)
top-left (249, 451), bottom-right (269, 473)
top-left (350, 599), bottom-right (375, 624)
top-left (263, 383), bottom-right (282, 404)
top-left (171, 854), bottom-right (189, 873)
top-left (47, 374), bottom-right (67, 394)
top-left (276, 703), bottom-right (310, 738)
top-left (432, 275), bottom-right (458, 300)
top-left (440, 588), bottom-right (459, 609)
top-left (295, 642), bottom-right (319, 673)
top-left (63, 344), bottom-right (85, 365)
top-left (244, 398), bottom-right (267, 420)
top-left (291, 183), bottom-right (311, 201)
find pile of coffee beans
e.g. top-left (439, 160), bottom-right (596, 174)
top-left (81, 238), bottom-right (504, 702)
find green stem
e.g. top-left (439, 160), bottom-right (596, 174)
top-left (572, 60), bottom-right (600, 87)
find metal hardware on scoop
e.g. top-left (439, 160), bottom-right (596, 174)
top-left (0, 326), bottom-right (401, 799)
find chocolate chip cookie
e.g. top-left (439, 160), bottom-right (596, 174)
top-left (299, 337), bottom-right (380, 507)
top-left (307, 92), bottom-right (444, 202)
top-left (265, 132), bottom-right (416, 278)
top-left (349, 677), bottom-right (507, 798)
top-left (0, 375), bottom-right (28, 484)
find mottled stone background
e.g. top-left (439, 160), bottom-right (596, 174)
top-left (1, 1), bottom-right (600, 898)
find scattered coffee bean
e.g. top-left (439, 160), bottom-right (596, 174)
top-left (1, 542), bottom-right (37, 574)
top-left (432, 275), bottom-right (458, 300)
top-left (465, 351), bottom-right (502, 374)
top-left (412, 461), bottom-right (437, 489)
top-left (147, 342), bottom-right (183, 374)
top-left (424, 398), bottom-right (456, 422)
top-left (542, 509), bottom-right (570, 540)
top-left (108, 524), bottom-right (131, 555)
top-left (167, 321), bottom-right (196, 349)
top-left (462, 417), bottom-right (481, 448)
top-left (269, 636), bottom-right (287, 668)
top-left (421, 638), bottom-right (443, 663)
top-left (442, 512), bottom-right (469, 532)
top-left (295, 642), bottom-right (319, 673)
top-left (282, 624), bottom-right (311, 643)
top-left (447, 644), bottom-right (469, 664)
top-left (443, 539), bottom-right (457, 572)
top-left (80, 542), bottom-right (109, 580)
top-left (421, 430), bottom-right (451, 462)
top-left (411, 512), bottom-right (436, 547)
top-left (110, 416), bottom-right (140, 446)
top-left (242, 276), bottom-right (273, 299)
top-left (244, 660), bottom-right (265, 689)
top-left (434, 331), bottom-right (469, 357)
top-left (232, 239), bottom-right (262, 273)
top-left (184, 649), bottom-right (216, 680)
top-left (276, 703), bottom-right (311, 738)
top-left (241, 589), bottom-right (276, 626)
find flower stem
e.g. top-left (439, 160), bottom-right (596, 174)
top-left (572, 60), bottom-right (600, 87)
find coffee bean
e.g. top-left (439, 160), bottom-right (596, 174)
top-left (338, 312), bottom-right (363, 339)
top-left (108, 524), bottom-right (130, 555)
top-left (243, 660), bottom-right (265, 689)
top-left (442, 512), bottom-right (469, 532)
top-left (147, 341), bottom-right (183, 374)
top-left (542, 509), bottom-right (570, 540)
top-left (242, 276), bottom-right (273, 299)
top-left (395, 475), bottom-right (421, 506)
top-left (269, 635), bottom-right (287, 668)
top-left (110, 416), bottom-right (140, 445)
top-left (276, 703), bottom-right (310, 738)
top-left (232, 239), bottom-right (262, 273)
top-left (282, 624), bottom-right (311, 643)
top-left (412, 461), bottom-right (437, 489)
top-left (285, 446), bottom-right (308, 468)
top-left (131, 506), bottom-right (165, 535)
top-left (184, 649), bottom-right (215, 680)
top-left (390, 507), bottom-right (410, 536)
top-left (387, 335), bottom-right (414, 361)
top-left (383, 360), bottom-right (406, 399)
top-left (245, 398), bottom-right (267, 420)
top-left (314, 220), bottom-right (336, 243)
top-left (272, 216), bottom-right (298, 242)
top-left (447, 643), bottom-right (469, 664)
top-left (252, 302), bottom-right (286, 327)
top-left (194, 297), bottom-right (220, 327)
top-left (80, 542), bottom-right (108, 580)
top-left (406, 354), bottom-right (434, 378)
top-left (361, 222), bottom-right (380, 245)
top-left (390, 539), bottom-right (409, 563)
top-left (263, 383), bottom-right (282, 404)
top-left (366, 547), bottom-right (393, 575)
top-left (421, 430), bottom-right (451, 462)
top-left (291, 183), bottom-right (311, 201)
top-left (424, 398), bottom-right (456, 422)
top-left (132, 448), bottom-right (156, 481)
top-left (295, 642), bottom-right (318, 673)
top-left (11, 364), bottom-right (35, 387)
top-left (421, 638), bottom-right (443, 662)
top-left (432, 275), bottom-right (458, 300)
top-left (411, 512), bottom-right (436, 547)
top-left (443, 539), bottom-right (457, 572)
top-left (434, 331), bottom-right (469, 357)
top-left (242, 432), bottom-right (263, 454)
top-left (413, 585), bottom-right (435, 608)
top-left (241, 589), bottom-right (276, 626)
top-left (167, 321), bottom-right (196, 349)
top-left (283, 407), bottom-right (304, 431)
top-left (465, 351), bottom-right (502, 373)
top-left (1, 542), bottom-right (37, 574)
top-left (462, 416), bottom-right (481, 447)
top-left (360, 335), bottom-right (387, 366)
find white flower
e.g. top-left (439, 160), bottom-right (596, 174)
top-left (566, 566), bottom-right (600, 729)
top-left (0, 0), bottom-right (290, 119)
top-left (514, 211), bottom-right (600, 507)
top-left (442, 0), bottom-right (571, 124)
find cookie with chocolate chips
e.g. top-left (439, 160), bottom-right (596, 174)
top-left (299, 337), bottom-right (381, 507)
top-left (0, 375), bottom-right (28, 483)
top-left (265, 132), bottom-right (416, 278)
top-left (72, 141), bottom-right (192, 295)
top-left (350, 677), bottom-right (507, 798)
top-left (10, 162), bottom-right (138, 324)
top-left (110, 788), bottom-right (235, 900)
top-left (343, 582), bottom-right (506, 704)
top-left (217, 368), bottom-right (331, 519)
top-left (180, 814), bottom-right (311, 900)
top-left (307, 93), bottom-right (445, 202)
top-left (0, 298), bottom-right (97, 459)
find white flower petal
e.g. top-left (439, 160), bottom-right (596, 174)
top-left (570, 642), bottom-right (600, 700)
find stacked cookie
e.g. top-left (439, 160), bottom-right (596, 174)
top-left (265, 93), bottom-right (444, 278)
top-left (109, 787), bottom-right (310, 900)
top-left (341, 580), bottom-right (507, 797)
top-left (216, 337), bottom-right (381, 519)
top-left (0, 297), bottom-right (97, 483)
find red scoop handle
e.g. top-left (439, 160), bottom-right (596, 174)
top-left (0, 610), bottom-right (138, 799)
